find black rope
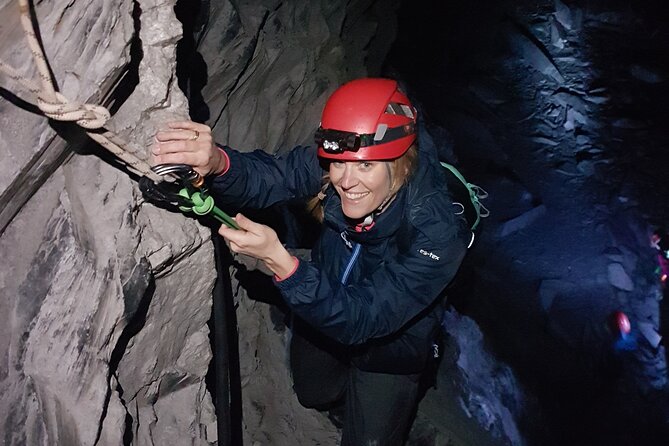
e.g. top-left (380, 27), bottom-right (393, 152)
top-left (212, 233), bottom-right (243, 445)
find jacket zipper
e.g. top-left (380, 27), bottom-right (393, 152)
top-left (340, 242), bottom-right (361, 285)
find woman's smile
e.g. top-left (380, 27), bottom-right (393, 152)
top-left (330, 161), bottom-right (392, 220)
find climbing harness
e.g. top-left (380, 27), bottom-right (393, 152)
top-left (140, 164), bottom-right (239, 229)
top-left (439, 162), bottom-right (489, 248)
top-left (0, 0), bottom-right (237, 228)
top-left (440, 162), bottom-right (489, 232)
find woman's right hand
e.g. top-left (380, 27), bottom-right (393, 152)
top-left (219, 213), bottom-right (298, 280)
top-left (151, 121), bottom-right (227, 176)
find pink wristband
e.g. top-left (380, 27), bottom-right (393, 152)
top-left (274, 256), bottom-right (299, 282)
top-left (217, 147), bottom-right (231, 176)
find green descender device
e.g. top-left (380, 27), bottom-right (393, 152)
top-left (176, 187), bottom-right (239, 229)
top-left (141, 163), bottom-right (239, 229)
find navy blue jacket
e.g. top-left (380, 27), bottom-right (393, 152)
top-left (211, 144), bottom-right (469, 374)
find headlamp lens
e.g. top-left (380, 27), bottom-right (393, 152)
top-left (315, 127), bottom-right (361, 153)
top-left (323, 140), bottom-right (340, 152)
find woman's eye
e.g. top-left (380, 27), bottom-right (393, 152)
top-left (360, 162), bottom-right (373, 169)
top-left (331, 161), bottom-right (344, 168)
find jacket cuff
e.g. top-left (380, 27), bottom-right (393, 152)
top-left (216, 144), bottom-right (231, 176)
top-left (273, 257), bottom-right (307, 289)
top-left (274, 256), bottom-right (300, 282)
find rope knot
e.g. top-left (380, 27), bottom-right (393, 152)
top-left (37, 91), bottom-right (110, 129)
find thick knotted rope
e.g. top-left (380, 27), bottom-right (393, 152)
top-left (0, 0), bottom-right (161, 182)
top-left (37, 92), bottom-right (111, 130)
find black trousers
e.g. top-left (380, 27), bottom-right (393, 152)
top-left (290, 325), bottom-right (422, 446)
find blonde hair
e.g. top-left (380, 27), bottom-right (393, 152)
top-left (307, 144), bottom-right (419, 222)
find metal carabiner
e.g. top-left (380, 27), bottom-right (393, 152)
top-left (151, 163), bottom-right (204, 188)
top-left (145, 163), bottom-right (239, 230)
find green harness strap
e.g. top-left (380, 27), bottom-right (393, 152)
top-left (440, 161), bottom-right (487, 231)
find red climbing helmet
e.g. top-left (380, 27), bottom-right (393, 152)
top-left (315, 78), bottom-right (417, 161)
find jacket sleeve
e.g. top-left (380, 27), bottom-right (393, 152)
top-left (274, 198), bottom-right (470, 345)
top-left (209, 145), bottom-right (323, 209)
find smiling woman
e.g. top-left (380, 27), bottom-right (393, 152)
top-left (153, 78), bottom-right (470, 445)
top-left (330, 160), bottom-right (393, 220)
top-left (329, 148), bottom-right (417, 221)
top-left (309, 144), bottom-right (418, 224)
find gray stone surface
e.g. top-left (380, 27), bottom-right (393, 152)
top-left (0, 0), bottom-right (134, 233)
top-left (201, 0), bottom-right (400, 153)
top-left (0, 0), bottom-right (215, 444)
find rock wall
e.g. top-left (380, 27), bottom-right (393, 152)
top-left (198, 0), bottom-right (399, 151)
top-left (0, 0), bottom-right (214, 444)
top-left (0, 0), bottom-right (402, 445)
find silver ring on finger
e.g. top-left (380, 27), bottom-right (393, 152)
top-left (190, 130), bottom-right (199, 141)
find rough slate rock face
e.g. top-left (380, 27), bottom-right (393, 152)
top-left (0, 0), bottom-right (214, 444)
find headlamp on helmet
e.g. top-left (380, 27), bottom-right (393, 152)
top-left (316, 78), bottom-right (417, 161)
top-left (314, 128), bottom-right (362, 153)
top-left (315, 122), bottom-right (416, 155)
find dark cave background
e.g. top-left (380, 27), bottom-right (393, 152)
top-left (382, 0), bottom-right (669, 445)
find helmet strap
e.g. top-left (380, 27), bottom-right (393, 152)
top-left (375, 191), bottom-right (399, 215)
top-left (369, 163), bottom-right (401, 217)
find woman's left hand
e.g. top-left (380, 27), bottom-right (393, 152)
top-left (218, 214), bottom-right (297, 279)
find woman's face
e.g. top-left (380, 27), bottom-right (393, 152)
top-left (329, 160), bottom-right (393, 220)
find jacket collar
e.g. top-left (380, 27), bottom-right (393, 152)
top-left (323, 185), bottom-right (407, 244)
